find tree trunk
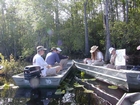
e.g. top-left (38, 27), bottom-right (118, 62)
top-left (84, 1), bottom-right (89, 57)
top-left (104, 0), bottom-right (111, 62)
top-left (122, 1), bottom-right (126, 22)
top-left (125, 0), bottom-right (128, 23)
top-left (115, 0), bottom-right (119, 20)
top-left (55, 0), bottom-right (60, 40)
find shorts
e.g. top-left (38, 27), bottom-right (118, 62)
top-left (46, 67), bottom-right (57, 76)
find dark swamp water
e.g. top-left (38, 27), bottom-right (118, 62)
top-left (0, 67), bottom-right (126, 105)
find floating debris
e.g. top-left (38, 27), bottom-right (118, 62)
top-left (66, 87), bottom-right (74, 91)
top-left (81, 71), bottom-right (85, 78)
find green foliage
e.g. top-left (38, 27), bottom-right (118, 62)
top-left (110, 20), bottom-right (140, 54)
top-left (0, 0), bottom-right (140, 62)
top-left (0, 53), bottom-right (29, 85)
top-left (0, 53), bottom-right (24, 76)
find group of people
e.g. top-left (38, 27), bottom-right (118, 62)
top-left (83, 45), bottom-right (140, 70)
top-left (33, 46), bottom-right (69, 77)
top-left (33, 44), bottom-right (140, 76)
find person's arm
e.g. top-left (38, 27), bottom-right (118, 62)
top-left (110, 54), bottom-right (117, 65)
top-left (38, 57), bottom-right (48, 67)
top-left (124, 55), bottom-right (129, 62)
top-left (39, 58), bottom-right (52, 69)
top-left (83, 58), bottom-right (91, 64)
top-left (58, 53), bottom-right (68, 59)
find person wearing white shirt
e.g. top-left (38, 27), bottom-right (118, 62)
top-left (83, 45), bottom-right (104, 66)
top-left (33, 46), bottom-right (62, 76)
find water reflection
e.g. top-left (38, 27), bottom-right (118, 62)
top-left (0, 87), bottom-right (63, 105)
top-left (26, 88), bottom-right (49, 105)
top-left (0, 85), bottom-right (115, 105)
top-left (15, 88), bottom-right (63, 105)
top-left (62, 92), bottom-right (75, 103)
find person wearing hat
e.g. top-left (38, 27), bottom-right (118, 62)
top-left (83, 45), bottom-right (104, 66)
top-left (56, 47), bottom-right (69, 68)
top-left (45, 47), bottom-right (61, 67)
top-left (106, 47), bottom-right (129, 70)
top-left (33, 46), bottom-right (62, 76)
top-left (106, 47), bottom-right (117, 69)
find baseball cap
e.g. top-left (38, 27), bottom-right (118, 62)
top-left (56, 47), bottom-right (62, 52)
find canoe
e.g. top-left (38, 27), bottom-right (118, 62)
top-left (12, 61), bottom-right (73, 88)
top-left (73, 60), bottom-right (140, 92)
top-left (116, 92), bottom-right (140, 105)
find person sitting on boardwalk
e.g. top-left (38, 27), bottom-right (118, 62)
top-left (33, 46), bottom-right (62, 76)
top-left (83, 45), bottom-right (104, 66)
top-left (56, 47), bottom-right (69, 68)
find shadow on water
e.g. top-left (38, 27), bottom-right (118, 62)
top-left (0, 67), bottom-right (126, 105)
top-left (0, 87), bottom-right (112, 105)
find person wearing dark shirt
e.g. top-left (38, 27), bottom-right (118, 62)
top-left (56, 47), bottom-right (69, 69)
top-left (45, 47), bottom-right (61, 66)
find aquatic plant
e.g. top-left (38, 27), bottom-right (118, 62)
top-left (0, 53), bottom-right (29, 85)
top-left (74, 82), bottom-right (84, 88)
top-left (108, 85), bottom-right (118, 89)
top-left (80, 71), bottom-right (85, 79)
top-left (55, 89), bottom-right (65, 95)
top-left (83, 89), bottom-right (94, 94)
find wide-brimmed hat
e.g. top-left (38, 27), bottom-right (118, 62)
top-left (90, 45), bottom-right (98, 53)
top-left (109, 47), bottom-right (115, 54)
top-left (56, 47), bottom-right (62, 52)
top-left (37, 46), bottom-right (47, 52)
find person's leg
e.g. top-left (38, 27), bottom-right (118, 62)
top-left (87, 59), bottom-right (92, 65)
top-left (116, 66), bottom-right (121, 70)
top-left (83, 58), bottom-right (87, 64)
top-left (46, 66), bottom-right (62, 76)
top-left (54, 66), bottom-right (62, 73)
top-left (41, 69), bottom-right (47, 77)
top-left (60, 59), bottom-right (68, 68)
top-left (92, 61), bottom-right (104, 66)
top-left (106, 64), bottom-right (116, 69)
